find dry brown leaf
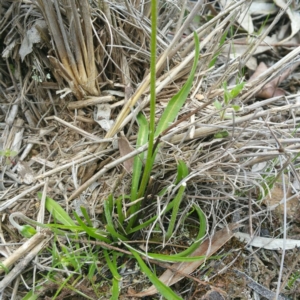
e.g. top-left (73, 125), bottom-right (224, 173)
top-left (118, 134), bottom-right (134, 172)
top-left (248, 61), bottom-right (300, 99)
top-left (273, 0), bottom-right (300, 44)
top-left (263, 175), bottom-right (299, 218)
top-left (129, 223), bottom-right (239, 297)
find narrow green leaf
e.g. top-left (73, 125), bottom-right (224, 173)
top-left (155, 32), bottom-right (200, 136)
top-left (208, 54), bottom-right (218, 68)
top-left (21, 289), bottom-right (41, 300)
top-left (175, 160), bottom-right (189, 184)
top-left (104, 250), bottom-right (121, 300)
top-left (127, 198), bottom-right (177, 234)
top-left (135, 0), bottom-right (158, 208)
top-left (73, 212), bottom-right (111, 243)
top-left (0, 263), bottom-right (10, 274)
top-left (111, 278), bottom-right (120, 300)
top-left (124, 242), bottom-right (206, 263)
top-left (232, 105), bottom-right (240, 111)
top-left (224, 90), bottom-right (231, 104)
top-left (208, 29), bottom-right (228, 68)
top-left (131, 113), bottom-right (149, 200)
top-left (126, 113), bottom-right (149, 232)
top-left (106, 224), bottom-right (127, 241)
top-left (87, 262), bottom-right (97, 282)
top-left (20, 225), bottom-right (37, 238)
top-left (147, 253), bottom-right (205, 262)
top-left (214, 131), bottom-right (229, 138)
top-left (131, 250), bottom-right (183, 300)
top-left (104, 250), bottom-right (122, 280)
top-left (213, 100), bottom-right (222, 110)
top-left (43, 223), bottom-right (83, 231)
top-left (104, 195), bottom-right (114, 227)
top-left (170, 204), bottom-right (206, 257)
top-left (166, 184), bottom-right (186, 240)
top-left (219, 28), bottom-right (229, 46)
top-left (230, 81), bottom-right (245, 98)
top-left (223, 81), bottom-right (231, 104)
top-left (80, 206), bottom-right (93, 227)
top-left (116, 196), bottom-right (125, 225)
top-left (37, 193), bottom-right (75, 227)
top-left (107, 193), bottom-right (114, 212)
top-left (104, 196), bottom-right (127, 241)
top-left (127, 216), bottom-right (157, 234)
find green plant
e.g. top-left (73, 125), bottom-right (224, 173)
top-left (287, 271), bottom-right (300, 289)
top-left (214, 81), bottom-right (244, 119)
top-left (0, 149), bottom-right (17, 166)
top-left (16, 1), bottom-right (207, 297)
top-left (82, 7), bottom-right (204, 291)
top-left (254, 15), bottom-right (270, 36)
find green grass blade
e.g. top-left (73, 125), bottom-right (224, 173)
top-left (126, 113), bottom-right (149, 231)
top-left (230, 81), bottom-right (245, 98)
top-left (37, 192), bottom-right (75, 227)
top-left (170, 204), bottom-right (206, 257)
top-left (106, 224), bottom-right (127, 241)
top-left (104, 194), bottom-right (114, 228)
top-left (87, 260), bottom-right (97, 282)
top-left (208, 28), bottom-right (229, 68)
top-left (127, 216), bottom-right (158, 234)
top-left (127, 198), bottom-right (177, 234)
top-left (104, 250), bottom-right (122, 280)
top-left (175, 160), bottom-right (189, 184)
top-left (73, 212), bottom-right (111, 243)
top-left (155, 32), bottom-right (200, 136)
top-left (116, 196), bottom-right (125, 225)
top-left (130, 250), bottom-right (183, 300)
top-left (104, 195), bottom-right (127, 241)
top-left (166, 183), bottom-right (186, 240)
top-left (126, 114), bottom-right (148, 231)
top-left (21, 288), bottom-right (43, 300)
top-left (111, 277), bottom-right (120, 300)
top-left (135, 0), bottom-right (158, 202)
top-left (147, 253), bottom-right (205, 262)
top-left (131, 113), bottom-right (149, 200)
top-left (104, 250), bottom-right (121, 300)
top-left (124, 242), bottom-right (205, 263)
top-left (80, 206), bottom-right (93, 227)
top-left (127, 189), bottom-right (186, 234)
top-left (128, 205), bottom-right (206, 259)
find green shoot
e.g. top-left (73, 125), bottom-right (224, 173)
top-left (214, 80), bottom-right (244, 121)
top-left (136, 0), bottom-right (158, 202)
top-left (287, 271), bottom-right (300, 289)
top-left (104, 250), bottom-right (122, 300)
top-left (0, 149), bottom-right (17, 166)
top-left (38, 193), bottom-right (76, 227)
top-left (9, 213), bottom-right (37, 238)
top-left (165, 183), bottom-right (186, 240)
top-left (130, 250), bottom-right (183, 300)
